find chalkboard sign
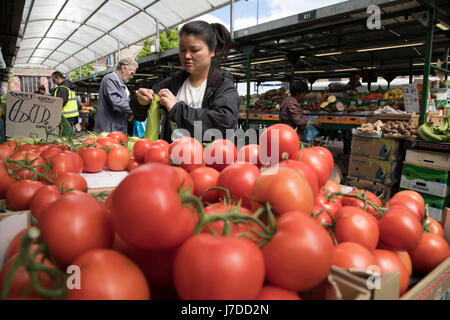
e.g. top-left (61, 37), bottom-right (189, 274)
top-left (401, 84), bottom-right (420, 113)
top-left (6, 92), bottom-right (63, 139)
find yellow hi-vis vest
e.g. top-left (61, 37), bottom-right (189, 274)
top-left (54, 85), bottom-right (79, 118)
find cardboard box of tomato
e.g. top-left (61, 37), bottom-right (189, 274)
top-left (0, 199), bottom-right (31, 269)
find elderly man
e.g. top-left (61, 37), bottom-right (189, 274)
top-left (94, 57), bottom-right (138, 134)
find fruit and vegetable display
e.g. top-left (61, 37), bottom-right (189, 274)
top-left (356, 120), bottom-right (419, 138)
top-left (0, 124), bottom-right (448, 300)
top-left (246, 88), bottom-right (287, 114)
top-left (418, 117), bottom-right (450, 142)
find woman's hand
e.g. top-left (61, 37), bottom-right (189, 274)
top-left (136, 88), bottom-right (154, 106)
top-left (158, 89), bottom-right (177, 111)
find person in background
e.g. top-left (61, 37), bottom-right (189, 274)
top-left (132, 20), bottom-right (240, 142)
top-left (346, 72), bottom-right (364, 93)
top-left (35, 85), bottom-right (46, 95)
top-left (51, 71), bottom-right (80, 129)
top-left (280, 79), bottom-right (320, 141)
top-left (94, 58), bottom-right (138, 134)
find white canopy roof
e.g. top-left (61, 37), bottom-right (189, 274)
top-left (14, 0), bottom-right (233, 73)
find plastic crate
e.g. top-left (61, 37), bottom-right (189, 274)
top-left (341, 116), bottom-right (367, 125)
top-left (262, 113), bottom-right (279, 121)
top-left (319, 116), bottom-right (341, 124)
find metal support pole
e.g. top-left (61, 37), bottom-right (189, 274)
top-left (230, 0), bottom-right (235, 41)
top-left (242, 45), bottom-right (254, 131)
top-left (420, 8), bottom-right (435, 126)
top-left (409, 58), bottom-right (413, 84)
top-left (444, 48), bottom-right (449, 81)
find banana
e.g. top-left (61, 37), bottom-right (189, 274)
top-left (436, 117), bottom-right (449, 133)
top-left (418, 123), bottom-right (447, 142)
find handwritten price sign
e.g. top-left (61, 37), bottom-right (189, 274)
top-left (6, 92), bottom-right (63, 139)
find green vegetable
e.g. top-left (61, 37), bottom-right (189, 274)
top-left (144, 95), bottom-right (160, 141)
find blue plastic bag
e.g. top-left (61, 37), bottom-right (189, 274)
top-left (133, 119), bottom-right (147, 138)
top-left (303, 124), bottom-right (319, 143)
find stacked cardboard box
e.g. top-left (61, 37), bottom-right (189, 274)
top-left (347, 135), bottom-right (403, 203)
top-left (400, 149), bottom-right (450, 223)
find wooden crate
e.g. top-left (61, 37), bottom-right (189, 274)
top-left (262, 113), bottom-right (279, 121)
top-left (341, 116), bottom-right (367, 125)
top-left (319, 116), bottom-right (341, 124)
top-left (248, 113), bottom-right (263, 120)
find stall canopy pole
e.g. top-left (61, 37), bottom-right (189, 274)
top-left (409, 58), bottom-right (413, 84)
top-left (242, 45), bottom-right (253, 131)
top-left (445, 48), bottom-right (449, 81)
top-left (420, 8), bottom-right (435, 126)
top-left (230, 0), bottom-right (235, 41)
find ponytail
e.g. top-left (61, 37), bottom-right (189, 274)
top-left (180, 21), bottom-right (232, 68)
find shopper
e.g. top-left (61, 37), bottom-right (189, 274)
top-left (51, 71), bottom-right (80, 129)
top-left (346, 72), bottom-right (364, 93)
top-left (280, 79), bottom-right (320, 141)
top-left (132, 21), bottom-right (240, 142)
top-left (35, 85), bottom-right (46, 95)
top-left (94, 57), bottom-right (138, 134)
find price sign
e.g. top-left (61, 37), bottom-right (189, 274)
top-left (6, 92), bottom-right (63, 139)
top-left (401, 84), bottom-right (420, 113)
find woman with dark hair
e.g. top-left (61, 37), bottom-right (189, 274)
top-left (280, 79), bottom-right (320, 140)
top-left (132, 21), bottom-right (240, 142)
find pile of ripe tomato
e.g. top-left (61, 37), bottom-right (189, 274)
top-left (0, 123), bottom-right (448, 300)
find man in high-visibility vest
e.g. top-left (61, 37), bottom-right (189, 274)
top-left (51, 71), bottom-right (80, 130)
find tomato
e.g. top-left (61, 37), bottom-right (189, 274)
top-left (55, 172), bottom-right (88, 193)
top-left (6, 180), bottom-right (44, 211)
top-left (409, 233), bottom-right (450, 274)
top-left (204, 139), bottom-right (237, 172)
top-left (373, 249), bottom-right (410, 295)
top-left (126, 155), bottom-right (140, 172)
top-left (263, 211), bottom-right (334, 292)
top-left (133, 139), bottom-right (153, 163)
top-left (6, 151), bottom-right (46, 180)
top-left (255, 286), bottom-right (301, 300)
top-left (341, 189), bottom-right (383, 218)
top-left (173, 233), bottom-right (265, 300)
top-left (259, 124), bottom-right (300, 165)
top-left (40, 147), bottom-right (62, 162)
top-left (50, 151), bottom-right (83, 178)
top-left (189, 166), bottom-right (220, 203)
top-left (17, 144), bottom-right (40, 153)
top-left (144, 145), bottom-right (170, 165)
top-left (38, 191), bottom-right (114, 266)
top-left (334, 206), bottom-right (379, 250)
top-left (310, 146), bottom-right (334, 177)
top-left (82, 136), bottom-right (99, 147)
top-left (106, 145), bottom-right (131, 171)
top-left (237, 144), bottom-right (261, 167)
top-left (1, 141), bottom-right (18, 150)
top-left (172, 166), bottom-right (194, 194)
top-left (0, 145), bottom-right (14, 161)
top-left (67, 249), bottom-right (150, 300)
top-left (124, 245), bottom-right (178, 290)
top-left (169, 137), bottom-right (204, 172)
top-left (312, 205), bottom-right (334, 232)
top-left (107, 132), bottom-right (128, 146)
top-left (0, 160), bottom-right (17, 198)
top-left (30, 185), bottom-right (61, 219)
top-left (5, 227), bottom-right (38, 260)
top-left (152, 139), bottom-right (169, 148)
top-left (392, 190), bottom-right (424, 209)
top-left (423, 216), bottom-right (444, 238)
top-left (396, 251), bottom-right (413, 277)
top-left (279, 159), bottom-right (319, 196)
top-left (296, 148), bottom-right (330, 186)
top-left (314, 193), bottom-right (339, 217)
top-left (378, 207), bottom-right (423, 251)
top-left (78, 147), bottom-right (107, 173)
top-left (216, 162), bottom-right (260, 209)
top-left (321, 180), bottom-right (342, 202)
top-left (251, 166), bottom-right (314, 216)
top-left (0, 253), bottom-right (56, 299)
top-left (387, 196), bottom-right (424, 222)
top-left (202, 203), bottom-right (261, 241)
top-left (96, 137), bottom-right (115, 149)
top-left (111, 163), bottom-right (197, 251)
top-left (332, 242), bottom-right (377, 271)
